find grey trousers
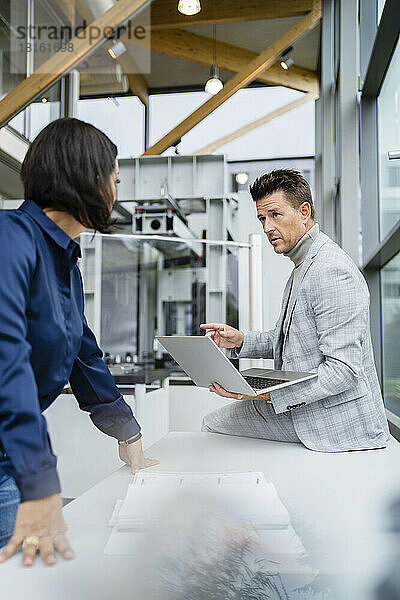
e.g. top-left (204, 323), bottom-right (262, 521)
top-left (201, 398), bottom-right (301, 444)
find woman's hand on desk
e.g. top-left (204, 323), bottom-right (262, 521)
top-left (119, 438), bottom-right (160, 475)
top-left (200, 323), bottom-right (244, 349)
top-left (209, 381), bottom-right (272, 403)
top-left (0, 493), bottom-right (73, 567)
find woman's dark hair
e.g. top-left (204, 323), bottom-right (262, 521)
top-left (21, 117), bottom-right (118, 233)
top-left (250, 169), bottom-right (315, 220)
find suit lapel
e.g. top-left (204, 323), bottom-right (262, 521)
top-left (275, 271), bottom-right (294, 336)
top-left (273, 271), bottom-right (294, 366)
top-left (282, 256), bottom-right (315, 335)
top-left (278, 232), bottom-right (330, 345)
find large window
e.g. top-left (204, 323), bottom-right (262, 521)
top-left (78, 96), bottom-right (145, 157)
top-left (381, 252), bottom-right (400, 416)
top-left (149, 87), bottom-right (315, 161)
top-left (359, 0), bottom-right (400, 430)
top-left (378, 39), bottom-right (400, 239)
top-left (7, 80), bottom-right (61, 140)
top-left (0, 0), bottom-right (27, 99)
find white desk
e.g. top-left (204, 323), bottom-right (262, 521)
top-left (2, 433), bottom-right (400, 599)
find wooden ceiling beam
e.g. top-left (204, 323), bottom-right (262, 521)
top-left (137, 28), bottom-right (319, 94)
top-left (143, 6), bottom-right (321, 155)
top-left (150, 0), bottom-right (314, 29)
top-left (114, 51), bottom-right (148, 106)
top-left (0, 0), bottom-right (151, 127)
top-left (194, 92), bottom-right (317, 154)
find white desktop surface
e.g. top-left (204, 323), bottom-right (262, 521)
top-left (1, 432), bottom-right (400, 599)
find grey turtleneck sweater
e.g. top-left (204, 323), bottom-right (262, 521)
top-left (282, 223), bottom-right (320, 336)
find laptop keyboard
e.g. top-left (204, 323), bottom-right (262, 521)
top-left (243, 376), bottom-right (288, 390)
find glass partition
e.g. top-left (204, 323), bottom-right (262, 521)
top-left (79, 233), bottom-right (242, 382)
top-left (7, 79), bottom-right (61, 140)
top-left (2, 0), bottom-right (150, 139)
top-left (0, 0), bottom-right (28, 136)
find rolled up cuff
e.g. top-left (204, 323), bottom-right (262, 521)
top-left (89, 395), bottom-right (141, 441)
top-left (115, 419), bottom-right (141, 443)
top-left (16, 466), bottom-right (61, 502)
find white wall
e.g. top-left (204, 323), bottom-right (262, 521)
top-left (45, 394), bottom-right (122, 499)
top-left (168, 386), bottom-right (231, 432)
top-left (45, 389), bottom-right (169, 499)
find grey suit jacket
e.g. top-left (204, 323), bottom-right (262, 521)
top-left (235, 231), bottom-right (389, 452)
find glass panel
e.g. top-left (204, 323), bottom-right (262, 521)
top-left (381, 252), bottom-right (400, 416)
top-left (0, 0), bottom-right (28, 134)
top-left (378, 39), bottom-right (400, 239)
top-left (377, 0), bottom-right (386, 24)
top-left (149, 87), bottom-right (315, 160)
top-left (7, 110), bottom-right (26, 137)
top-left (32, 0), bottom-right (76, 71)
top-left (8, 79), bottom-right (61, 140)
top-left (77, 96), bottom-right (145, 157)
top-left (28, 80), bottom-right (61, 139)
top-left (28, 1), bottom-right (150, 73)
top-left (2, 0), bottom-right (150, 138)
top-left (79, 234), bottom-right (240, 382)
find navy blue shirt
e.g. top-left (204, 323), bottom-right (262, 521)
top-left (0, 200), bottom-right (140, 501)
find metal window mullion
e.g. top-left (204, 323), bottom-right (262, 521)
top-left (25, 0), bottom-right (35, 138)
top-left (339, 0), bottom-right (360, 264)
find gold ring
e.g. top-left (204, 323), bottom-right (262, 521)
top-left (22, 536), bottom-right (40, 551)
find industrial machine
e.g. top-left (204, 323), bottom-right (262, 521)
top-left (80, 155), bottom-right (241, 371)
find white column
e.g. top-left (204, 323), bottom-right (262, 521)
top-left (248, 233), bottom-right (263, 368)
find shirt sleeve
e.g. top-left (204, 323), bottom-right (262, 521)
top-left (0, 216), bottom-right (61, 501)
top-left (69, 316), bottom-right (141, 441)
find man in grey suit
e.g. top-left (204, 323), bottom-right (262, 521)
top-left (201, 169), bottom-right (389, 452)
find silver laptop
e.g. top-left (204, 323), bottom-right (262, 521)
top-left (156, 335), bottom-right (317, 395)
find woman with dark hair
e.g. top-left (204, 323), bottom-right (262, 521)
top-left (0, 117), bottom-right (158, 568)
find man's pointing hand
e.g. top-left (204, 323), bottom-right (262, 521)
top-left (199, 323), bottom-right (244, 349)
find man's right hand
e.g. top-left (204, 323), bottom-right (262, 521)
top-left (0, 493), bottom-right (73, 567)
top-left (200, 323), bottom-right (244, 349)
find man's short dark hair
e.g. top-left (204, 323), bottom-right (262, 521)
top-left (249, 169), bottom-right (315, 220)
top-left (21, 117), bottom-right (118, 233)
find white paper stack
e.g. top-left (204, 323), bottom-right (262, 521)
top-left (114, 471), bottom-right (290, 531)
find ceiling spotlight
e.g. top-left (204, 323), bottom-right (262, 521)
top-left (280, 46), bottom-right (294, 70)
top-left (41, 97), bottom-right (48, 103)
top-left (235, 172), bottom-right (249, 185)
top-left (280, 57), bottom-right (294, 70)
top-left (107, 40), bottom-right (127, 60)
top-left (177, 0), bottom-right (201, 15)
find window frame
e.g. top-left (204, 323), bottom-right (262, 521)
top-left (359, 0), bottom-right (400, 422)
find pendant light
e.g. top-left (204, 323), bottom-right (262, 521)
top-left (177, 0), bottom-right (201, 15)
top-left (205, 25), bottom-right (223, 95)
